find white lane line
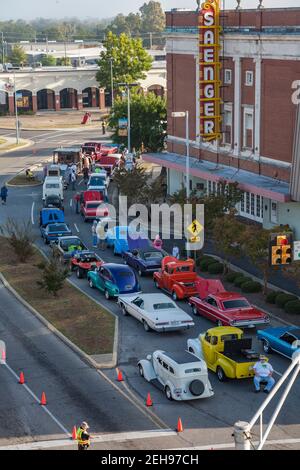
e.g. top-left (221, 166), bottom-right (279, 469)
top-left (69, 199), bottom-right (73, 207)
top-left (4, 363), bottom-right (70, 437)
top-left (78, 178), bottom-right (84, 185)
top-left (31, 202), bottom-right (35, 225)
top-left (274, 370), bottom-right (283, 377)
top-left (0, 429), bottom-right (176, 450)
top-left (74, 223), bottom-right (80, 233)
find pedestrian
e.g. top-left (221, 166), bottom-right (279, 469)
top-left (0, 184), bottom-right (8, 205)
top-left (252, 355), bottom-right (275, 394)
top-left (172, 244), bottom-right (180, 259)
top-left (74, 192), bottom-right (81, 214)
top-left (152, 234), bottom-right (163, 250)
top-left (76, 421), bottom-right (91, 451)
top-left (71, 163), bottom-right (77, 175)
top-left (92, 220), bottom-right (98, 248)
top-left (71, 170), bottom-right (76, 191)
top-left (83, 166), bottom-right (89, 185)
top-left (102, 121), bottom-right (106, 135)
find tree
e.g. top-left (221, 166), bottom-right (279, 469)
top-left (108, 91), bottom-right (167, 152)
top-left (212, 210), bottom-right (246, 274)
top-left (37, 256), bottom-right (69, 297)
top-left (41, 55), bottom-right (56, 66)
top-left (56, 57), bottom-right (71, 66)
top-left (7, 45), bottom-right (27, 66)
top-left (0, 218), bottom-right (35, 263)
top-left (242, 225), bottom-right (271, 295)
top-left (140, 1), bottom-right (165, 33)
top-left (96, 31), bottom-right (152, 91)
top-left (112, 166), bottom-right (150, 207)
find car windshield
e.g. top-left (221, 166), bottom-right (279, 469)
top-left (143, 252), bottom-right (163, 260)
top-left (49, 224), bottom-right (67, 232)
top-left (221, 334), bottom-right (239, 342)
top-left (153, 303), bottom-right (176, 310)
top-left (46, 183), bottom-right (59, 188)
top-left (61, 238), bottom-right (81, 250)
top-left (185, 368), bottom-right (201, 374)
top-left (223, 299), bottom-right (250, 309)
top-left (89, 177), bottom-right (105, 186)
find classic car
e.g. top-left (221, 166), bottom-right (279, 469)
top-left (87, 172), bottom-right (107, 192)
top-left (106, 226), bottom-right (148, 256)
top-left (43, 194), bottom-right (64, 210)
top-left (153, 256), bottom-right (200, 300)
top-left (118, 293), bottom-right (195, 332)
top-left (87, 263), bottom-right (140, 299)
top-left (257, 326), bottom-right (300, 359)
top-left (51, 236), bottom-right (88, 263)
top-left (40, 222), bottom-right (72, 244)
top-left (81, 200), bottom-right (109, 222)
top-left (39, 207), bottom-right (64, 227)
top-left (138, 350), bottom-right (214, 401)
top-left (70, 251), bottom-right (103, 278)
top-left (187, 326), bottom-right (263, 381)
top-left (123, 247), bottom-right (167, 276)
top-left (189, 291), bottom-right (270, 328)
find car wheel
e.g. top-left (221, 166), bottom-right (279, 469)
top-left (138, 365), bottom-right (144, 377)
top-left (121, 304), bottom-right (128, 316)
top-left (217, 320), bottom-right (223, 327)
top-left (216, 366), bottom-right (226, 382)
top-left (143, 320), bottom-right (151, 332)
top-left (76, 268), bottom-right (83, 279)
top-left (192, 305), bottom-right (198, 316)
top-left (172, 291), bottom-right (178, 301)
top-left (88, 278), bottom-right (94, 289)
top-left (165, 386), bottom-right (172, 401)
top-left (104, 289), bottom-right (110, 300)
top-left (262, 339), bottom-right (272, 354)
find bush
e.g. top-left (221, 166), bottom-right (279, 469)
top-left (234, 276), bottom-right (252, 288)
top-left (198, 257), bottom-right (218, 271)
top-left (241, 281), bottom-right (262, 293)
top-left (275, 293), bottom-right (298, 309)
top-left (0, 218), bottom-right (35, 262)
top-left (265, 291), bottom-right (278, 304)
top-left (207, 262), bottom-right (224, 275)
top-left (284, 300), bottom-right (300, 315)
top-left (225, 272), bottom-right (241, 283)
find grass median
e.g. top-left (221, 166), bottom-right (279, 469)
top-left (0, 237), bottom-right (115, 355)
top-left (8, 174), bottom-right (42, 186)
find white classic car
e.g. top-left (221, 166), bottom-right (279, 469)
top-left (117, 293), bottom-right (195, 332)
top-left (138, 350), bottom-right (214, 401)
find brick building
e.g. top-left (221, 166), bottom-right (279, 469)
top-left (143, 6), bottom-right (300, 238)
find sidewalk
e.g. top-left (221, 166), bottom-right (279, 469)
top-left (0, 135), bottom-right (33, 153)
top-left (0, 109), bottom-right (110, 131)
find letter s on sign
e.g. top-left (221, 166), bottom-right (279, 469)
top-left (204, 12), bottom-right (214, 26)
top-left (291, 80), bottom-right (300, 105)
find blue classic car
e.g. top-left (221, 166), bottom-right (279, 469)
top-left (257, 326), bottom-right (300, 359)
top-left (87, 263), bottom-right (141, 300)
top-left (123, 247), bottom-right (168, 276)
top-left (40, 222), bottom-right (72, 244)
top-left (106, 226), bottom-right (148, 256)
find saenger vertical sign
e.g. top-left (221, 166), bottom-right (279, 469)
top-left (199, 0), bottom-right (222, 142)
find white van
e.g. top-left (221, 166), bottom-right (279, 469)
top-left (138, 350), bottom-right (214, 401)
top-left (43, 176), bottom-right (64, 201)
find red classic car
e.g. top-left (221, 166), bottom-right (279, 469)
top-left (70, 251), bottom-right (103, 278)
top-left (189, 292), bottom-right (270, 328)
top-left (80, 190), bottom-right (108, 221)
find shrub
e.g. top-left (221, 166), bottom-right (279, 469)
top-left (0, 218), bottom-right (35, 262)
top-left (225, 272), bottom-right (241, 283)
top-left (275, 293), bottom-right (298, 309)
top-left (208, 262), bottom-right (224, 275)
top-left (284, 300), bottom-right (300, 315)
top-left (198, 257), bottom-right (217, 271)
top-left (265, 291), bottom-right (278, 304)
top-left (234, 276), bottom-right (252, 288)
top-left (37, 257), bottom-right (70, 296)
top-left (241, 281), bottom-right (262, 293)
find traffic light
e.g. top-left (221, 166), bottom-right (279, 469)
top-left (269, 233), bottom-right (293, 266)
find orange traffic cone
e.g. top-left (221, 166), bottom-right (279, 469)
top-left (176, 417), bottom-right (183, 433)
top-left (40, 392), bottom-right (47, 405)
top-left (117, 369), bottom-right (124, 382)
top-left (19, 372), bottom-right (25, 384)
top-left (72, 426), bottom-right (77, 440)
top-left (146, 392), bottom-right (153, 407)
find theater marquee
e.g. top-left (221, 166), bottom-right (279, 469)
top-left (199, 0), bottom-right (222, 142)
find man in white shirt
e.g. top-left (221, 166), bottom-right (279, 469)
top-left (253, 355), bottom-right (275, 394)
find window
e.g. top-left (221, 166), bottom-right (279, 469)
top-left (223, 104), bottom-right (232, 145)
top-left (204, 333), bottom-right (211, 343)
top-left (223, 299), bottom-right (250, 309)
top-left (239, 191), bottom-right (263, 223)
top-left (243, 108), bottom-right (254, 149)
top-left (162, 361), bottom-right (169, 370)
top-left (245, 71), bottom-right (254, 86)
top-left (270, 201), bottom-right (278, 224)
top-left (206, 297), bottom-right (218, 308)
top-left (224, 69), bottom-right (232, 84)
top-left (185, 368), bottom-right (202, 374)
top-left (280, 333), bottom-right (297, 345)
top-left (153, 303), bottom-right (176, 310)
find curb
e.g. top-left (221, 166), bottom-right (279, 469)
top-left (6, 180), bottom-right (43, 188)
top-left (0, 139), bottom-right (34, 155)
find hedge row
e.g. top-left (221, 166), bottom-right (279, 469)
top-left (265, 289), bottom-right (300, 314)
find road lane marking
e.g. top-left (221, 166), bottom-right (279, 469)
top-left (69, 199), bottom-right (73, 207)
top-left (78, 178), bottom-right (84, 185)
top-left (274, 370), bottom-right (283, 377)
top-left (0, 429), bottom-right (177, 450)
top-left (74, 223), bottom-right (80, 233)
top-left (3, 362), bottom-right (70, 437)
top-left (31, 202), bottom-right (35, 225)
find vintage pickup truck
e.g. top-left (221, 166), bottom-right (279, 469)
top-left (187, 326), bottom-right (263, 381)
top-left (153, 256), bottom-right (224, 301)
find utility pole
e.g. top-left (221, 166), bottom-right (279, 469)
top-left (1, 32), bottom-right (4, 65)
top-left (13, 72), bottom-right (19, 144)
top-left (117, 83), bottom-right (138, 153)
top-left (110, 57), bottom-right (114, 108)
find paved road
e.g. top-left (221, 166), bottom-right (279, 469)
top-left (0, 128), bottom-right (299, 450)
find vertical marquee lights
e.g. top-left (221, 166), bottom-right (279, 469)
top-left (199, 0), bottom-right (222, 142)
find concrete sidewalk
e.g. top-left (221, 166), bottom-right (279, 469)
top-left (0, 135), bottom-right (33, 154)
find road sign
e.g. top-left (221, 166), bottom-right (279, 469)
top-left (293, 241), bottom-right (300, 261)
top-left (118, 118), bottom-right (128, 129)
top-left (187, 219), bottom-right (203, 237)
top-left (171, 112), bottom-right (186, 118)
top-left (118, 128), bottom-right (128, 137)
top-left (189, 236), bottom-right (200, 243)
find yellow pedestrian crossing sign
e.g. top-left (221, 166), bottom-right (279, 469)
top-left (187, 219), bottom-right (203, 237)
top-left (189, 236), bottom-right (200, 243)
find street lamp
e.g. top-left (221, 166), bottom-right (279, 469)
top-left (117, 82), bottom-right (139, 153)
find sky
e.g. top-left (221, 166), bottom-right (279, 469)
top-left (0, 0), bottom-right (299, 21)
